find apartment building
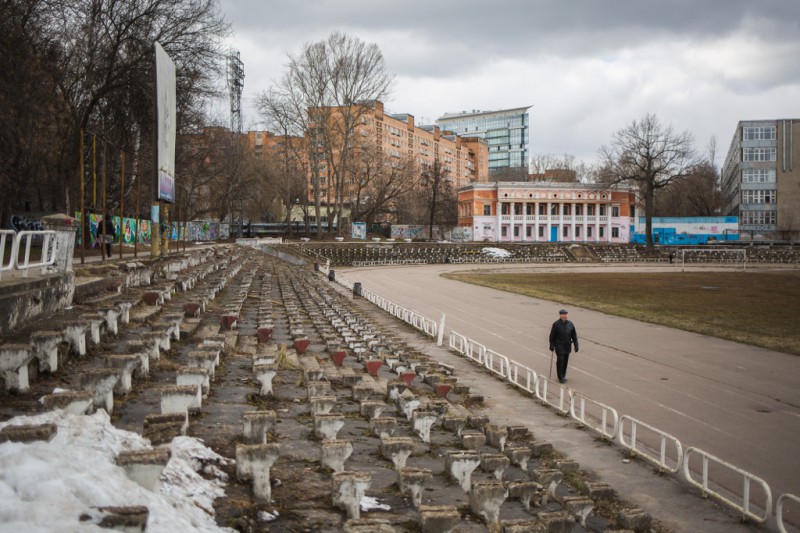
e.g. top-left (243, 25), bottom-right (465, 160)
top-left (458, 181), bottom-right (637, 243)
top-left (721, 119), bottom-right (800, 240)
top-left (365, 101), bottom-right (488, 188)
top-left (436, 106), bottom-right (530, 174)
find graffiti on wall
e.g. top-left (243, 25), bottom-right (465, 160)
top-left (8, 214), bottom-right (44, 232)
top-left (186, 221), bottom-right (225, 241)
top-left (450, 227), bottom-right (473, 243)
top-left (390, 225), bottom-right (453, 240)
top-left (74, 213), bottom-right (152, 246)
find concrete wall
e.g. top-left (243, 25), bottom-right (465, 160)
top-left (0, 273), bottom-right (75, 335)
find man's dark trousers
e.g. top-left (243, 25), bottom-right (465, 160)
top-left (556, 351), bottom-right (570, 381)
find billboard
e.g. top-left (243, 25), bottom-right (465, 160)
top-left (155, 42), bottom-right (176, 203)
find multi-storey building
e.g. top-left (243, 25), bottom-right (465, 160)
top-left (721, 119), bottom-right (800, 240)
top-left (436, 106), bottom-right (530, 173)
top-left (458, 181), bottom-right (637, 243)
top-left (367, 102), bottom-right (488, 188)
top-left (242, 101), bottom-right (489, 226)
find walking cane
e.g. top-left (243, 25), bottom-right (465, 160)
top-left (549, 349), bottom-right (554, 380)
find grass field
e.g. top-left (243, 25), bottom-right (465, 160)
top-left (442, 270), bottom-right (800, 356)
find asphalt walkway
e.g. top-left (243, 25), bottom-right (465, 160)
top-left (339, 262), bottom-right (800, 533)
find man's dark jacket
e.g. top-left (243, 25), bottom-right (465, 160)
top-left (549, 319), bottom-right (578, 354)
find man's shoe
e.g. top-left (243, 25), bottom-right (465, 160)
top-left (558, 379), bottom-right (565, 384)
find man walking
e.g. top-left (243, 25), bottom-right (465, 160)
top-left (549, 309), bottom-right (579, 384)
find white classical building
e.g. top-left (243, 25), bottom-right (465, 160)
top-left (457, 182), bottom-right (638, 243)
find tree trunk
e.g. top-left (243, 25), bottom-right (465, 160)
top-left (644, 185), bottom-right (655, 249)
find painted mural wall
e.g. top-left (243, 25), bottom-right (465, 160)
top-left (390, 225), bottom-right (449, 240)
top-left (631, 216), bottom-right (739, 245)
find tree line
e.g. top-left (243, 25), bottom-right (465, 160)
top-left (1, 12), bottom-right (721, 246)
top-left (0, 0), bottom-right (229, 226)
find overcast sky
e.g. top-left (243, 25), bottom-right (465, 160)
top-left (217, 0), bottom-right (800, 166)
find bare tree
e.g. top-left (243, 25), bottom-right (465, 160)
top-left (256, 90), bottom-right (311, 235)
top-left (419, 160), bottom-right (456, 239)
top-left (529, 153), bottom-right (595, 183)
top-left (653, 161), bottom-right (722, 217)
top-left (598, 114), bottom-right (699, 248)
top-left (263, 32), bottom-right (394, 238)
top-left (348, 144), bottom-right (419, 224)
top-left (0, 0), bottom-right (229, 220)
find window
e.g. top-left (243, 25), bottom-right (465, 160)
top-left (612, 227), bottom-right (619, 238)
top-left (743, 126), bottom-right (776, 141)
top-left (502, 204), bottom-right (510, 215)
top-left (588, 226), bottom-right (593, 237)
top-left (742, 190), bottom-right (776, 204)
top-left (526, 204), bottom-right (533, 215)
top-left (483, 205), bottom-right (491, 216)
top-left (612, 206), bottom-right (620, 217)
top-left (587, 205), bottom-right (595, 216)
top-left (743, 147), bottom-right (776, 162)
top-left (563, 204), bottom-right (571, 216)
top-left (538, 226), bottom-right (544, 237)
top-left (742, 169), bottom-right (776, 183)
top-left (562, 226), bottom-right (568, 237)
top-left (575, 226), bottom-right (581, 237)
top-left (550, 204), bottom-right (559, 215)
top-left (514, 227), bottom-right (520, 237)
top-left (575, 205), bottom-right (583, 216)
top-left (599, 205), bottom-right (606, 216)
top-left (539, 204), bottom-right (547, 215)
top-left (501, 227), bottom-right (507, 237)
top-left (740, 210), bottom-right (776, 225)
top-left (600, 227), bottom-right (605, 238)
top-left (526, 226), bottom-right (532, 237)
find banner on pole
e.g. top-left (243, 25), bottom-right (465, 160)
top-left (155, 42), bottom-right (176, 203)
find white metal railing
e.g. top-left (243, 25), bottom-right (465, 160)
top-left (336, 274), bottom-right (355, 290)
top-left (534, 375), bottom-right (571, 414)
top-left (484, 348), bottom-right (509, 378)
top-left (449, 331), bottom-right (468, 355)
top-left (507, 359), bottom-right (537, 394)
top-left (619, 415), bottom-right (682, 473)
top-left (15, 230), bottom-right (57, 277)
top-left (777, 493), bottom-right (800, 533)
top-left (344, 279), bottom-right (437, 339)
top-left (465, 339), bottom-right (487, 365)
top-left (683, 447), bottom-right (772, 523)
top-left (331, 271), bottom-right (788, 525)
top-left (570, 392), bottom-right (619, 440)
top-left (0, 229), bottom-right (17, 280)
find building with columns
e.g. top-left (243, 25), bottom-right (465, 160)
top-left (458, 182), bottom-right (637, 243)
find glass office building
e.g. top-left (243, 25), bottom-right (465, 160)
top-left (436, 106), bottom-right (530, 172)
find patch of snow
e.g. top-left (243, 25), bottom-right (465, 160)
top-left (259, 510), bottom-right (279, 522)
top-left (0, 410), bottom-right (235, 532)
top-left (481, 247), bottom-right (511, 258)
top-left (360, 496), bottom-right (391, 512)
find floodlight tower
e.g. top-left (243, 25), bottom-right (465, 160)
top-left (226, 50), bottom-right (244, 133)
top-left (226, 50), bottom-right (245, 236)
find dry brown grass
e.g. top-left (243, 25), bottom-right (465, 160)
top-left (443, 270), bottom-right (800, 355)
